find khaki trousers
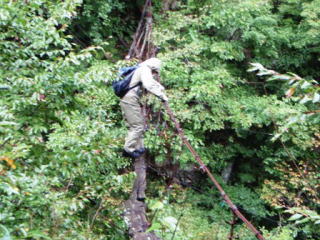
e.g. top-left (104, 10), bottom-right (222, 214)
top-left (120, 101), bottom-right (145, 153)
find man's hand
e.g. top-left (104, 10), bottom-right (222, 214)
top-left (161, 95), bottom-right (168, 102)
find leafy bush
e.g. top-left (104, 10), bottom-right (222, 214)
top-left (1, 0), bottom-right (319, 239)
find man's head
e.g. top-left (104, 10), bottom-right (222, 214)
top-left (140, 58), bottom-right (162, 73)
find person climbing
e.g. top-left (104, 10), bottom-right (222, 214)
top-left (121, 57), bottom-right (168, 159)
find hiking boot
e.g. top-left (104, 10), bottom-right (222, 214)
top-left (136, 147), bottom-right (146, 154)
top-left (131, 148), bottom-right (146, 158)
top-left (122, 150), bottom-right (140, 158)
top-left (137, 188), bottom-right (146, 201)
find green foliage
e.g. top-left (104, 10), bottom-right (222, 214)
top-left (0, 0), bottom-right (130, 239)
top-left (151, 0), bottom-right (319, 239)
top-left (1, 0), bottom-right (319, 239)
top-left (146, 185), bottom-right (260, 240)
top-left (70, 0), bottom-right (124, 44)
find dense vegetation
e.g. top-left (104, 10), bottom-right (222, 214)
top-left (0, 0), bottom-right (319, 239)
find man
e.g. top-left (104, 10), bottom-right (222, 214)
top-left (121, 57), bottom-right (168, 158)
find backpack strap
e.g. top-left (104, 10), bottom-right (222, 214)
top-left (120, 82), bottom-right (141, 99)
top-left (126, 66), bottom-right (142, 92)
top-left (127, 82), bottom-right (142, 91)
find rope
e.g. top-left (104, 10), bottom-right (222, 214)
top-left (163, 102), bottom-right (265, 240)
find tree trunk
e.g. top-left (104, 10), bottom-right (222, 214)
top-left (222, 160), bottom-right (234, 183)
top-left (124, 153), bottom-right (161, 240)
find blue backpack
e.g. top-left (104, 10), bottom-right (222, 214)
top-left (112, 65), bottom-right (141, 98)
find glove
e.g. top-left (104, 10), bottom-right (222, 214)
top-left (161, 95), bottom-right (168, 102)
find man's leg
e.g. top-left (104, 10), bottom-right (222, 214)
top-left (120, 102), bottom-right (145, 154)
top-left (125, 124), bottom-right (144, 153)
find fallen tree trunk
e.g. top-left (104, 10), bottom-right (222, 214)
top-left (124, 153), bottom-right (161, 240)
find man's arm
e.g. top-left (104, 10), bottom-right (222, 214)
top-left (140, 67), bottom-right (168, 101)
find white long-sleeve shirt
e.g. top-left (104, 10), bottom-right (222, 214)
top-left (121, 65), bottom-right (168, 105)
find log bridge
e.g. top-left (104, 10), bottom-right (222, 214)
top-left (123, 154), bottom-right (161, 240)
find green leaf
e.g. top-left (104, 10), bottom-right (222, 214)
top-left (301, 81), bottom-right (311, 89)
top-left (147, 222), bottom-right (162, 232)
top-left (0, 85), bottom-right (11, 90)
top-left (268, 75), bottom-right (290, 81)
top-left (0, 225), bottom-right (11, 240)
top-left (150, 201), bottom-right (164, 210)
top-left (295, 218), bottom-right (310, 225)
top-left (161, 216), bottom-right (178, 231)
top-left (267, 74), bottom-right (290, 81)
top-left (26, 230), bottom-right (52, 240)
top-left (313, 92), bottom-right (320, 103)
top-left (288, 214), bottom-right (303, 221)
top-left (247, 63), bottom-right (264, 72)
top-left (300, 95), bottom-right (312, 104)
top-left (0, 9), bottom-right (10, 21)
top-left (0, 122), bottom-right (17, 126)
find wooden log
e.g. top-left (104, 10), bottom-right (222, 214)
top-left (124, 153), bottom-right (161, 240)
top-left (131, 154), bottom-right (147, 201)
